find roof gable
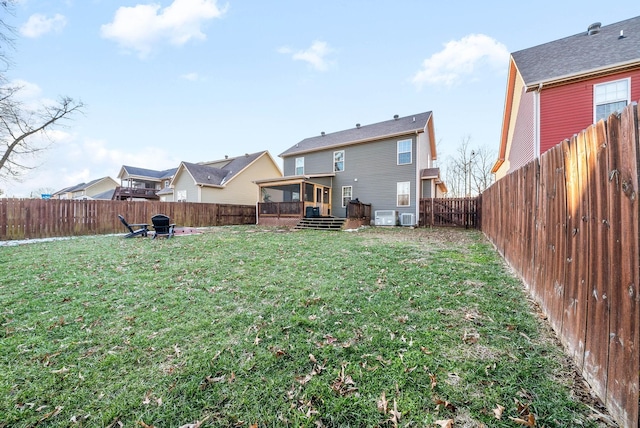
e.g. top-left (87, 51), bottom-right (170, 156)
top-left (280, 112), bottom-right (433, 157)
top-left (54, 176), bottom-right (118, 196)
top-left (180, 162), bottom-right (228, 187)
top-left (513, 15), bottom-right (640, 87)
top-left (176, 151), bottom-right (269, 187)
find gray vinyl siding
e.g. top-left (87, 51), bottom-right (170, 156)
top-left (282, 134), bottom-right (418, 215)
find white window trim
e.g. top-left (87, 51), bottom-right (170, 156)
top-left (177, 189), bottom-right (187, 202)
top-left (295, 157), bottom-right (304, 175)
top-left (397, 181), bottom-right (410, 207)
top-left (397, 139), bottom-right (412, 165)
top-left (341, 186), bottom-right (352, 207)
top-left (593, 78), bottom-right (630, 123)
top-left (334, 150), bottom-right (345, 172)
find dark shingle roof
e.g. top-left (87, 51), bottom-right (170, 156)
top-left (122, 165), bottom-right (177, 179)
top-left (513, 15), bottom-right (640, 86)
top-left (280, 112), bottom-right (432, 157)
top-left (181, 151), bottom-right (266, 186)
top-left (57, 177), bottom-right (109, 194)
top-left (182, 162), bottom-right (229, 186)
top-left (91, 189), bottom-right (116, 200)
top-left (421, 168), bottom-right (441, 179)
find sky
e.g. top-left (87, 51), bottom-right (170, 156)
top-left (0, 0), bottom-right (637, 197)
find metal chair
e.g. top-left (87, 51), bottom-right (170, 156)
top-left (151, 214), bottom-right (175, 239)
top-left (118, 214), bottom-right (149, 238)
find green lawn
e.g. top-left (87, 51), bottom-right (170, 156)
top-left (0, 226), bottom-right (607, 427)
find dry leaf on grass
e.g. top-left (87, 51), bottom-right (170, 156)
top-left (435, 419), bottom-right (454, 428)
top-left (178, 415), bottom-right (211, 428)
top-left (389, 398), bottom-right (401, 427)
top-left (429, 373), bottom-right (437, 389)
top-left (331, 363), bottom-right (358, 397)
top-left (38, 406), bottom-right (63, 423)
top-left (434, 398), bottom-right (457, 412)
top-left (509, 414), bottom-right (536, 426)
top-left (377, 391), bottom-right (388, 414)
top-left (493, 404), bottom-right (505, 419)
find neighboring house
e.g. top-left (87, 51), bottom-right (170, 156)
top-left (492, 16), bottom-right (640, 179)
top-left (115, 166), bottom-right (178, 200)
top-left (163, 151), bottom-right (282, 204)
top-left (256, 112), bottom-right (446, 227)
top-left (52, 176), bottom-right (119, 200)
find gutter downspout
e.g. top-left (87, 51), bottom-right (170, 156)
top-left (534, 82), bottom-right (542, 159)
top-left (415, 130), bottom-right (421, 223)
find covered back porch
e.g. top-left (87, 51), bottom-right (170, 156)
top-left (255, 175), bottom-right (334, 227)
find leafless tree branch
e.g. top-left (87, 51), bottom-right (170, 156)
top-left (443, 136), bottom-right (495, 197)
top-left (0, 84), bottom-right (85, 181)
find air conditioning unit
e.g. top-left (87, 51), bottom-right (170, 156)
top-left (399, 213), bottom-right (415, 227)
top-left (374, 210), bottom-right (397, 226)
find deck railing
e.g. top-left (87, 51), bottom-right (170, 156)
top-left (257, 201), bottom-right (304, 217)
top-left (113, 186), bottom-right (159, 200)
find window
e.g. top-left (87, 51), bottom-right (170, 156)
top-left (594, 79), bottom-right (629, 122)
top-left (334, 150), bottom-right (345, 172)
top-left (177, 190), bottom-right (187, 202)
top-left (397, 139), bottom-right (412, 165)
top-left (342, 186), bottom-right (352, 207)
top-left (164, 180), bottom-right (170, 188)
top-left (295, 157), bottom-right (304, 175)
top-left (397, 182), bottom-right (410, 207)
top-left (304, 183), bottom-right (314, 202)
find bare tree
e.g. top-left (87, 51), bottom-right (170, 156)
top-left (0, 0), bottom-right (16, 75)
top-left (0, 87), bottom-right (84, 180)
top-left (0, 1), bottom-right (85, 182)
top-left (469, 145), bottom-right (495, 196)
top-left (443, 136), bottom-right (495, 197)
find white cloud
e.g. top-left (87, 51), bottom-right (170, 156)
top-left (280, 41), bottom-right (335, 72)
top-left (181, 72), bottom-right (200, 81)
top-left (412, 34), bottom-right (509, 87)
top-left (100, 0), bottom-right (227, 58)
top-left (20, 13), bottom-right (67, 38)
top-left (3, 79), bottom-right (42, 100)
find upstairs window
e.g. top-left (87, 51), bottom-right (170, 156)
top-left (397, 139), bottom-right (412, 165)
top-left (594, 79), bottom-right (629, 122)
top-left (295, 157), bottom-right (304, 175)
top-left (334, 150), bottom-right (345, 172)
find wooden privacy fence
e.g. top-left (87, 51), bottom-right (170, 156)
top-left (481, 103), bottom-right (639, 427)
top-left (419, 197), bottom-right (481, 228)
top-left (0, 199), bottom-right (256, 241)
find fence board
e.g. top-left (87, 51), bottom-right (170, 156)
top-left (605, 105), bottom-right (640, 424)
top-left (583, 120), bottom-right (610, 401)
top-left (419, 197), bottom-right (479, 228)
top-left (0, 199), bottom-right (257, 241)
top-left (481, 102), bottom-right (640, 427)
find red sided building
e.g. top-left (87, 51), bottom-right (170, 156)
top-left (492, 16), bottom-right (640, 179)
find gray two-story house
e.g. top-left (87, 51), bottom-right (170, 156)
top-left (256, 112), bottom-right (446, 227)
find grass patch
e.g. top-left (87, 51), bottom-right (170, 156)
top-left (0, 226), bottom-right (605, 427)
